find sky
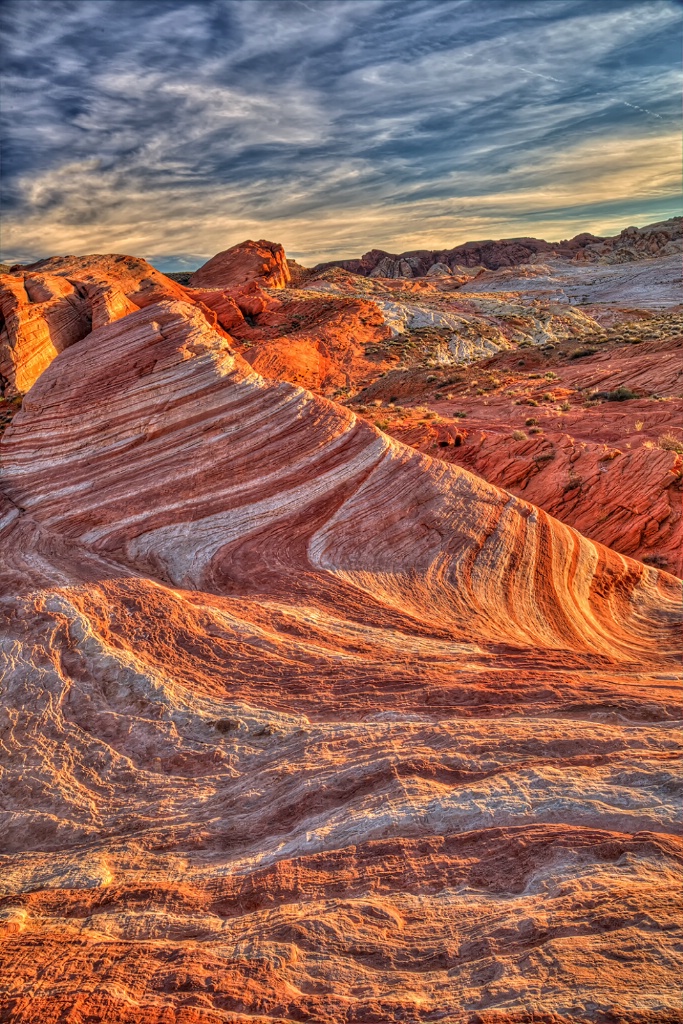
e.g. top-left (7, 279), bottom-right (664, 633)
top-left (0, 0), bottom-right (681, 270)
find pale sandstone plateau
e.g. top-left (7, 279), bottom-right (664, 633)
top-left (0, 223), bottom-right (682, 1023)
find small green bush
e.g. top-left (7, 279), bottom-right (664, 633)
top-left (594, 387), bottom-right (638, 402)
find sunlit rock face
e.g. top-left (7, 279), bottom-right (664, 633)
top-left (189, 238), bottom-right (290, 290)
top-left (0, 254), bottom-right (186, 395)
top-left (1, 297), bottom-right (681, 1022)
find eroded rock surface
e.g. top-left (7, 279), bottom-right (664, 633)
top-left (0, 254), bottom-right (186, 395)
top-left (314, 217), bottom-right (681, 278)
top-left (0, 298), bottom-right (681, 1022)
top-left (575, 217), bottom-right (682, 263)
top-left (189, 239), bottom-right (290, 290)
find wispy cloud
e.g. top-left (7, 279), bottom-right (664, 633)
top-left (1, 0), bottom-right (680, 266)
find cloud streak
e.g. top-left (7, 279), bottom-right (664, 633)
top-left (1, 0), bottom-right (680, 267)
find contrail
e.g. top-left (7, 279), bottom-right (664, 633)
top-left (515, 65), bottom-right (564, 84)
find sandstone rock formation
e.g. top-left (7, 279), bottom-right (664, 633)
top-left (313, 218), bottom-right (682, 279)
top-left (352, 317), bottom-right (683, 574)
top-left (575, 217), bottom-right (682, 263)
top-left (0, 254), bottom-right (186, 395)
top-left (1, 297), bottom-right (681, 1022)
top-left (314, 232), bottom-right (605, 277)
top-left (459, 253), bottom-right (682, 307)
top-left (189, 238), bottom-right (290, 290)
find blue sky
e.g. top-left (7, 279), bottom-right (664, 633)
top-left (1, 0), bottom-right (680, 269)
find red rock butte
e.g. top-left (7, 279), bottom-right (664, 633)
top-left (0, 229), bottom-right (682, 1023)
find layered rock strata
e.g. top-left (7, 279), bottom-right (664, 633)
top-left (0, 254), bottom-right (186, 395)
top-left (1, 300), bottom-right (681, 1022)
top-left (189, 239), bottom-right (290, 290)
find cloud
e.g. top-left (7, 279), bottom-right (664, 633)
top-left (0, 0), bottom-right (681, 265)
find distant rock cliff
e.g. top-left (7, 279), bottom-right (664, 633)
top-left (313, 217), bottom-right (682, 278)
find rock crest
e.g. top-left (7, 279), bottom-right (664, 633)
top-left (189, 238), bottom-right (290, 289)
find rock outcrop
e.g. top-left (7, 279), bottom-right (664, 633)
top-left (352, 320), bottom-right (683, 574)
top-left (574, 217), bottom-right (682, 263)
top-left (314, 232), bottom-right (606, 277)
top-left (459, 252), bottom-right (682, 307)
top-left (0, 254), bottom-right (186, 395)
top-left (313, 218), bottom-right (682, 278)
top-left (189, 238), bottom-right (290, 290)
top-left (1, 299), bottom-right (681, 1022)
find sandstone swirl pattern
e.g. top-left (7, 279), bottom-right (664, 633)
top-left (1, 301), bottom-right (681, 1023)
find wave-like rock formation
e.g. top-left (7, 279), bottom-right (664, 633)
top-left (1, 299), bottom-right (681, 1022)
top-left (359, 327), bottom-right (683, 574)
top-left (0, 254), bottom-right (186, 395)
top-left (391, 417), bottom-right (683, 578)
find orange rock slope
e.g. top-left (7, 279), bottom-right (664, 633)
top-left (1, 297), bottom-right (682, 1023)
top-left (357, 328), bottom-right (683, 576)
top-left (189, 238), bottom-right (290, 290)
top-left (0, 253), bottom-right (186, 394)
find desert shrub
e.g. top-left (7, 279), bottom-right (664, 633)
top-left (529, 426), bottom-right (544, 434)
top-left (558, 400), bottom-right (571, 412)
top-left (594, 386), bottom-right (638, 402)
top-left (525, 417), bottom-right (538, 426)
top-left (512, 429), bottom-right (527, 441)
top-left (452, 410), bottom-right (467, 418)
top-left (426, 374), bottom-right (438, 382)
top-left (658, 433), bottom-right (683, 454)
top-left (544, 371), bottom-right (558, 380)
top-left (569, 347), bottom-right (598, 359)
top-left (526, 399), bottom-right (539, 407)
top-left (542, 392), bottom-right (555, 401)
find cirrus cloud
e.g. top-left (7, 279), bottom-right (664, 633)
top-left (1, 0), bottom-right (680, 268)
